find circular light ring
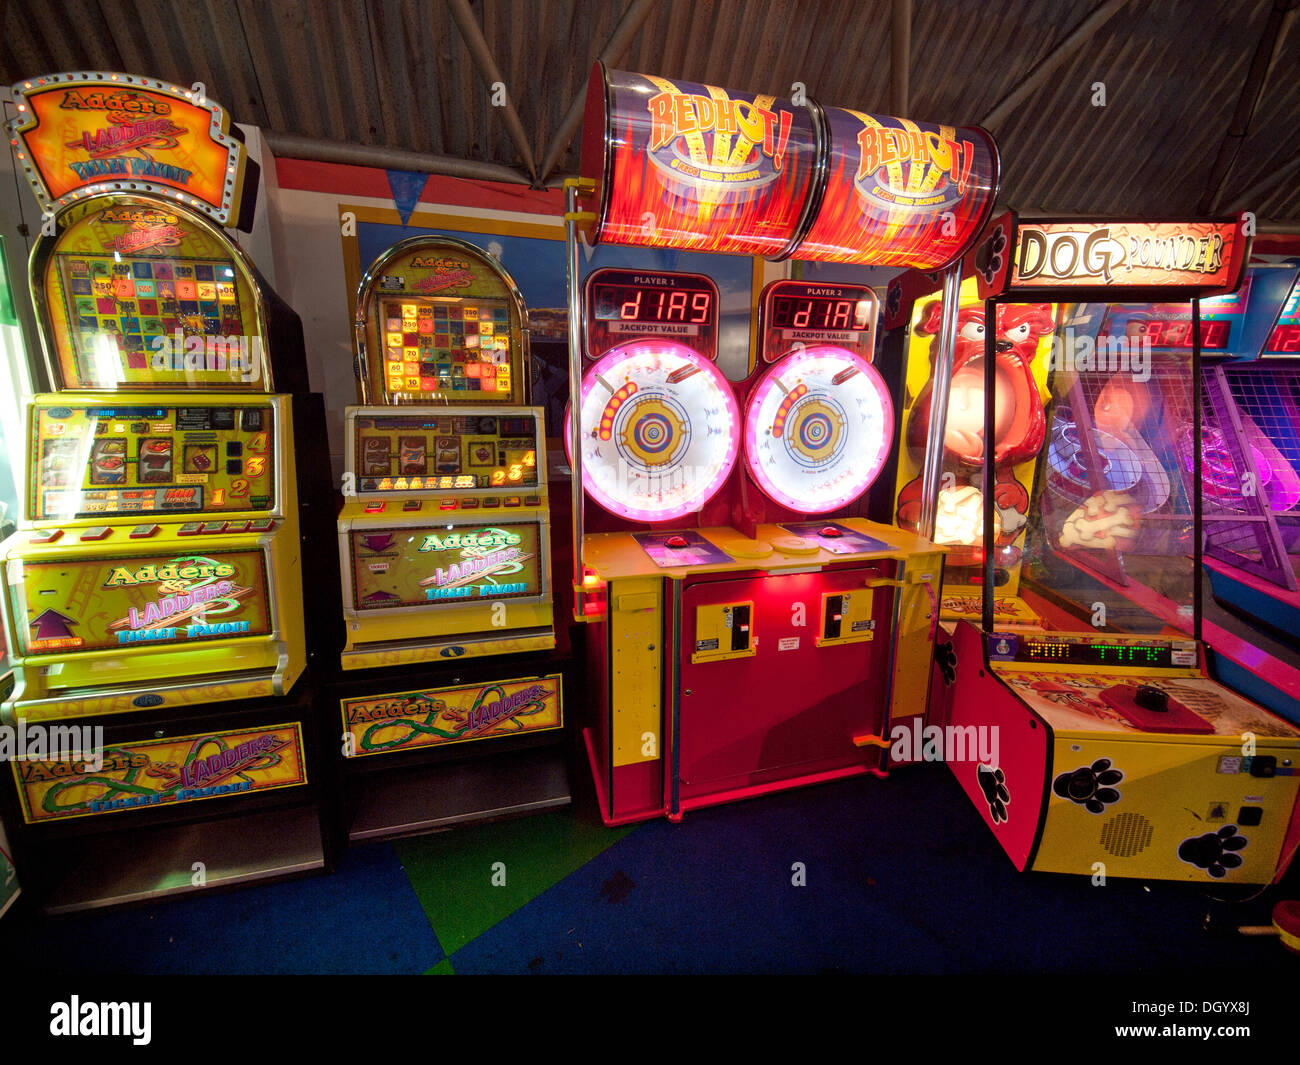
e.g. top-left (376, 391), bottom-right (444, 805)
top-left (570, 339), bottom-right (740, 523)
top-left (744, 346), bottom-right (894, 514)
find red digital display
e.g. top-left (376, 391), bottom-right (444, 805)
top-left (593, 282), bottom-right (712, 324)
top-left (770, 296), bottom-right (871, 331)
top-left (1265, 324), bottom-right (1300, 354)
top-left (1134, 318), bottom-right (1230, 349)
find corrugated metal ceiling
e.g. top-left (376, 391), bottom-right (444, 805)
top-left (3, 0), bottom-right (1298, 220)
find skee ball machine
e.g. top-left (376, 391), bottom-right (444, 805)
top-left (565, 65), bottom-right (998, 825)
top-left (330, 235), bottom-right (567, 841)
top-left (0, 73), bottom-right (331, 910)
top-left (941, 215), bottom-right (1300, 883)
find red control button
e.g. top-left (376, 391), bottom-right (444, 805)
top-left (29, 529), bottom-right (63, 544)
top-left (482, 498), bottom-right (500, 509)
top-left (128, 524), bottom-right (160, 539)
top-left (364, 502), bottom-right (386, 514)
top-left (523, 495), bottom-right (541, 507)
top-left (178, 522), bottom-right (204, 535)
top-left (461, 499), bottom-right (479, 510)
top-left (504, 496), bottom-right (521, 508)
top-left (248, 519), bottom-right (274, 532)
top-left (666, 535), bottom-right (689, 549)
top-left (439, 498), bottom-right (457, 511)
top-left (79, 526), bottom-right (111, 541)
top-left (820, 526), bottom-right (842, 538)
top-left (199, 521), bottom-right (226, 534)
top-left (225, 520), bottom-right (250, 533)
top-left (402, 500), bottom-right (423, 511)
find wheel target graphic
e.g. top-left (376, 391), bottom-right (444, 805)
top-left (567, 339), bottom-right (740, 523)
top-left (744, 345), bottom-right (893, 513)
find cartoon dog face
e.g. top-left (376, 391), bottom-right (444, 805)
top-left (907, 302), bottom-right (1056, 467)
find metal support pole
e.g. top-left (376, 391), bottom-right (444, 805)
top-left (565, 184), bottom-right (587, 614)
top-left (917, 265), bottom-right (963, 540)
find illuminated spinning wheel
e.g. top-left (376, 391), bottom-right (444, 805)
top-left (571, 339), bottom-right (740, 522)
top-left (744, 345), bottom-right (894, 513)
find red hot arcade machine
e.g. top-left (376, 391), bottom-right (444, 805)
top-left (937, 214), bottom-right (1300, 883)
top-left (0, 73), bottom-right (332, 910)
top-left (565, 65), bottom-right (998, 825)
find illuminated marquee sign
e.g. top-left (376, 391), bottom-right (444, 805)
top-left (7, 71), bottom-right (250, 226)
top-left (1009, 218), bottom-right (1248, 294)
top-left (349, 523), bottom-right (543, 610)
top-left (340, 674), bottom-right (563, 757)
top-left (17, 550), bottom-right (273, 654)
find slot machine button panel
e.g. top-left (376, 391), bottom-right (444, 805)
top-left (199, 521), bottom-right (227, 534)
top-left (225, 520), bottom-right (250, 533)
top-left (482, 497), bottom-right (500, 508)
top-left (128, 524), bottom-right (160, 538)
top-left (524, 495), bottom-right (541, 507)
top-left (461, 498), bottom-right (479, 510)
top-left (403, 500), bottom-right (423, 512)
top-left (363, 502), bottom-right (386, 514)
top-left (178, 522), bottom-right (204, 535)
top-left (439, 499), bottom-right (457, 511)
top-left (29, 529), bottom-right (63, 544)
top-left (79, 527), bottom-right (111, 541)
top-left (503, 496), bottom-right (521, 507)
top-left (248, 519), bottom-right (275, 532)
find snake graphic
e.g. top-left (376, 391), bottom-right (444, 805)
top-left (40, 734), bottom-right (284, 815)
top-left (360, 685), bottom-right (549, 752)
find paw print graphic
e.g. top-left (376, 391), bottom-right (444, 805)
top-left (977, 763), bottom-right (1009, 823)
top-left (1052, 758), bottom-right (1123, 813)
top-left (935, 639), bottom-right (958, 685)
top-left (975, 225), bottom-right (1007, 285)
top-left (886, 280), bottom-right (902, 320)
top-left (1178, 825), bottom-right (1248, 878)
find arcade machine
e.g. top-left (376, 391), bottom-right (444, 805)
top-left (885, 234), bottom-right (1058, 631)
top-left (1194, 262), bottom-right (1300, 643)
top-left (566, 65), bottom-right (998, 825)
top-left (1074, 260), bottom-right (1300, 728)
top-left (0, 237), bottom-right (30, 918)
top-left (0, 72), bottom-right (332, 910)
top-left (329, 236), bottom-right (567, 841)
top-left (939, 214), bottom-right (1300, 883)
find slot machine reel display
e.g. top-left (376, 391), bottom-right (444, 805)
top-left (940, 216), bottom-right (1300, 883)
top-left (565, 65), bottom-right (998, 825)
top-left (332, 236), bottom-right (565, 841)
top-left (0, 73), bottom-right (327, 909)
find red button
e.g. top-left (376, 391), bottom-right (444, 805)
top-left (666, 535), bottom-right (688, 548)
top-left (30, 529), bottom-right (63, 544)
top-left (79, 526), bottom-right (111, 541)
top-left (129, 524), bottom-right (160, 538)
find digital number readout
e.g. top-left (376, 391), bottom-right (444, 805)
top-left (1265, 323), bottom-right (1300, 354)
top-left (1022, 640), bottom-right (1172, 667)
top-left (1102, 318), bottom-right (1231, 349)
top-left (771, 296), bottom-right (871, 331)
top-left (592, 283), bottom-right (712, 324)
